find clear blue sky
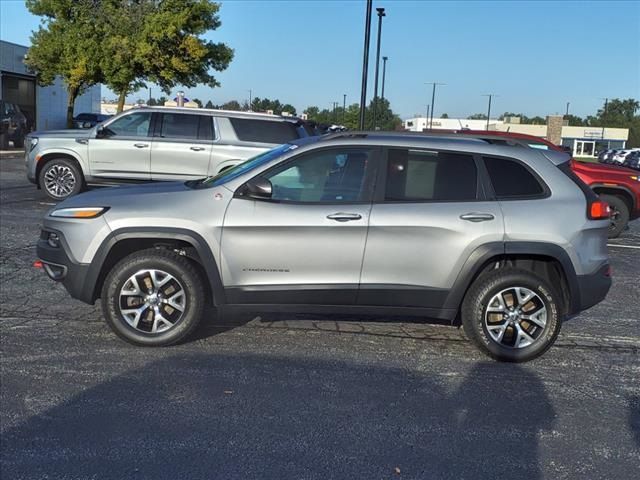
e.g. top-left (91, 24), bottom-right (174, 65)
top-left (2, 0), bottom-right (639, 118)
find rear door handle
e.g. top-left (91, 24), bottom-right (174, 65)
top-left (133, 143), bottom-right (149, 148)
top-left (190, 146), bottom-right (205, 151)
top-left (460, 212), bottom-right (495, 222)
top-left (327, 212), bottom-right (363, 222)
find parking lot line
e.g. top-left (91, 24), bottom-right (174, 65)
top-left (607, 244), bottom-right (640, 249)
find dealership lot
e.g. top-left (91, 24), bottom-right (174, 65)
top-left (1, 152), bottom-right (639, 478)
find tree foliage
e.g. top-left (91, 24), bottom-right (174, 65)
top-left (25, 0), bottom-right (104, 126)
top-left (205, 100), bottom-right (215, 109)
top-left (304, 99), bottom-right (401, 131)
top-left (467, 113), bottom-right (488, 120)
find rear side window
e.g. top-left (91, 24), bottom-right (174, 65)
top-left (230, 118), bottom-right (299, 144)
top-left (385, 149), bottom-right (477, 201)
top-left (159, 113), bottom-right (213, 141)
top-left (484, 156), bottom-right (545, 198)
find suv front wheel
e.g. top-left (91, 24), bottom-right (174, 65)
top-left (101, 249), bottom-right (205, 346)
top-left (462, 268), bottom-right (562, 362)
top-left (39, 158), bottom-right (84, 200)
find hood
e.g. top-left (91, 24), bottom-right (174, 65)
top-left (572, 159), bottom-right (638, 177)
top-left (29, 129), bottom-right (92, 139)
top-left (54, 182), bottom-right (193, 210)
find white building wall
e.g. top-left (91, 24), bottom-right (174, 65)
top-left (403, 117), bottom-right (503, 131)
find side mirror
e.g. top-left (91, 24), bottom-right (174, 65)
top-left (242, 177), bottom-right (272, 200)
top-left (95, 125), bottom-right (106, 138)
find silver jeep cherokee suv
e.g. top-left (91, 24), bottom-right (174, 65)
top-left (25, 107), bottom-right (309, 200)
top-left (36, 133), bottom-right (612, 362)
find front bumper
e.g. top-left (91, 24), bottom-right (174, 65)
top-left (574, 263), bottom-right (612, 313)
top-left (36, 231), bottom-right (95, 304)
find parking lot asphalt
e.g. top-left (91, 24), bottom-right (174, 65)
top-left (1, 151), bottom-right (639, 479)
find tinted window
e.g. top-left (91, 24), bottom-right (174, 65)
top-left (230, 118), bottom-right (299, 144)
top-left (104, 112), bottom-right (151, 137)
top-left (160, 113), bottom-right (200, 140)
top-left (385, 149), bottom-right (477, 201)
top-left (75, 113), bottom-right (95, 121)
top-left (484, 156), bottom-right (545, 198)
top-left (264, 149), bottom-right (371, 202)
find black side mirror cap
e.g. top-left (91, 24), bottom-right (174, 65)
top-left (241, 177), bottom-right (272, 200)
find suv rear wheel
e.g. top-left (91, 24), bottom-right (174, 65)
top-left (462, 268), bottom-right (562, 362)
top-left (599, 194), bottom-right (629, 238)
top-left (101, 249), bottom-right (205, 346)
top-left (39, 158), bottom-right (84, 200)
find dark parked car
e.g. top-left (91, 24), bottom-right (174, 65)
top-left (623, 150), bottom-right (640, 171)
top-left (0, 100), bottom-right (28, 148)
top-left (73, 113), bottom-right (112, 129)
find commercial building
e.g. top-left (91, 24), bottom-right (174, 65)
top-left (403, 115), bottom-right (629, 157)
top-left (0, 40), bottom-right (100, 131)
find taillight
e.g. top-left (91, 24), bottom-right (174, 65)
top-left (589, 200), bottom-right (610, 220)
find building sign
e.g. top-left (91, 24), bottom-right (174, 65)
top-left (583, 130), bottom-right (604, 139)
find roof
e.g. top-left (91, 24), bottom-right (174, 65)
top-left (132, 105), bottom-right (302, 122)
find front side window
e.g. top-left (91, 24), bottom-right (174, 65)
top-left (263, 149), bottom-right (372, 203)
top-left (484, 156), bottom-right (545, 198)
top-left (104, 112), bottom-right (151, 138)
top-left (385, 149), bottom-right (477, 201)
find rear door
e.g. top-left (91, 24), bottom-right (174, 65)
top-left (359, 147), bottom-right (504, 309)
top-left (88, 111), bottom-right (153, 179)
top-left (151, 112), bottom-right (214, 180)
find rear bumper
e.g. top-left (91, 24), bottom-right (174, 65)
top-left (573, 263), bottom-right (611, 313)
top-left (36, 234), bottom-right (95, 304)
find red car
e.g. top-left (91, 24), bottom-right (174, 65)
top-left (420, 129), bottom-right (640, 237)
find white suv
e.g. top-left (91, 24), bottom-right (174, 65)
top-left (26, 107), bottom-right (310, 200)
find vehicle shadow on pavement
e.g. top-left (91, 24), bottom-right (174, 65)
top-left (1, 354), bottom-right (555, 480)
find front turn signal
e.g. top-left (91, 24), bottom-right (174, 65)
top-left (50, 207), bottom-right (109, 219)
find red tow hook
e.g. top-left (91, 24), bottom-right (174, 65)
top-left (33, 260), bottom-right (43, 269)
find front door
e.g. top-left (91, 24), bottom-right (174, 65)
top-left (359, 148), bottom-right (504, 309)
top-left (220, 147), bottom-right (378, 305)
top-left (88, 111), bottom-right (153, 179)
top-left (151, 112), bottom-right (214, 180)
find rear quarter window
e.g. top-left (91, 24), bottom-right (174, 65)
top-left (230, 118), bottom-right (299, 144)
top-left (484, 156), bottom-right (545, 199)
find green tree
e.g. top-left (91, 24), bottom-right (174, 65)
top-left (205, 100), bottom-right (214, 109)
top-left (564, 114), bottom-right (584, 126)
top-left (26, 0), bottom-right (104, 127)
top-left (365, 98), bottom-right (401, 131)
top-left (221, 100), bottom-right (241, 111)
top-left (281, 104), bottom-right (297, 116)
top-left (100, 0), bottom-right (233, 113)
top-left (468, 113), bottom-right (488, 120)
top-left (595, 98), bottom-right (640, 147)
top-left (529, 116), bottom-right (546, 125)
top-left (193, 98), bottom-right (203, 108)
top-left (440, 113), bottom-right (449, 119)
top-left (157, 96), bottom-right (168, 106)
top-left (147, 97), bottom-right (157, 106)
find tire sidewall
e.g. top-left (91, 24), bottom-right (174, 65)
top-left (466, 272), bottom-right (561, 362)
top-left (101, 252), bottom-right (204, 346)
top-left (600, 194), bottom-right (629, 238)
top-left (39, 158), bottom-right (84, 200)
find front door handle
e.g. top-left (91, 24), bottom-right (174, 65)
top-left (460, 212), bottom-right (495, 222)
top-left (190, 146), bottom-right (205, 151)
top-left (133, 143), bottom-right (149, 148)
top-left (327, 212), bottom-right (362, 222)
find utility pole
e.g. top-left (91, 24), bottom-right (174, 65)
top-left (425, 82), bottom-right (445, 130)
top-left (601, 97), bottom-right (608, 139)
top-left (482, 94), bottom-right (497, 130)
top-left (248, 89), bottom-right (252, 111)
top-left (565, 102), bottom-right (570, 117)
top-left (359, 0), bottom-right (373, 130)
top-left (381, 56), bottom-right (388, 101)
top-left (425, 105), bottom-right (430, 132)
top-left (343, 94), bottom-right (347, 125)
top-left (372, 7), bottom-right (386, 130)
top-left (148, 88), bottom-right (152, 105)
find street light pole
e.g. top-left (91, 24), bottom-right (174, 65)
top-left (482, 94), bottom-right (497, 130)
top-left (343, 94), bottom-right (347, 124)
top-left (565, 101), bottom-right (570, 117)
top-left (381, 56), bottom-right (388, 101)
top-left (359, 0), bottom-right (373, 130)
top-left (601, 97), bottom-right (608, 139)
top-left (425, 82), bottom-right (445, 130)
top-left (426, 105), bottom-right (430, 132)
top-left (372, 7), bottom-right (386, 130)
top-left (248, 89), bottom-right (252, 111)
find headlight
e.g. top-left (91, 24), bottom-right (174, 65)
top-left (28, 137), bottom-right (39, 152)
top-left (50, 207), bottom-right (109, 218)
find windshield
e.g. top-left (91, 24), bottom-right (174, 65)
top-left (197, 143), bottom-right (297, 188)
